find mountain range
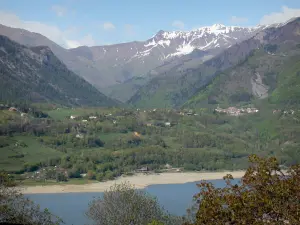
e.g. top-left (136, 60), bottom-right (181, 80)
top-left (0, 23), bottom-right (267, 102)
top-left (0, 18), bottom-right (300, 109)
top-left (129, 18), bottom-right (300, 108)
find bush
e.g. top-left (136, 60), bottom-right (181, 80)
top-left (87, 170), bottom-right (96, 180)
top-left (86, 182), bottom-right (183, 225)
top-left (0, 171), bottom-right (62, 224)
top-left (185, 155), bottom-right (300, 225)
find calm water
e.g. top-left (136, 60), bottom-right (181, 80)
top-left (27, 179), bottom-right (239, 225)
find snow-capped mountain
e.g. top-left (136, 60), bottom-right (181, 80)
top-left (140, 24), bottom-right (265, 58)
top-left (69, 24), bottom-right (266, 89)
top-left (0, 22), bottom-right (266, 90)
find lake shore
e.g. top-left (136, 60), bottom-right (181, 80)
top-left (21, 171), bottom-right (245, 194)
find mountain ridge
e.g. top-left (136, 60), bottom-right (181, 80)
top-left (0, 23), bottom-right (266, 93)
top-left (128, 17), bottom-right (300, 109)
top-left (0, 35), bottom-right (119, 107)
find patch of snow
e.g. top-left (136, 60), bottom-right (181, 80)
top-left (144, 39), bottom-right (156, 47)
top-left (199, 39), bottom-right (215, 50)
top-left (158, 39), bottom-right (171, 47)
top-left (168, 43), bottom-right (195, 57)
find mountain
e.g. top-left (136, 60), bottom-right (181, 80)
top-left (88, 24), bottom-right (266, 100)
top-left (128, 18), bottom-right (300, 109)
top-left (0, 35), bottom-right (119, 107)
top-left (0, 24), bottom-right (112, 88)
top-left (185, 18), bottom-right (300, 108)
top-left (0, 23), bottom-right (264, 100)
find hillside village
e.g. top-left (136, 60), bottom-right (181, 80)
top-left (214, 106), bottom-right (259, 116)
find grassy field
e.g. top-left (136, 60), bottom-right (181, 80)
top-left (47, 107), bottom-right (119, 120)
top-left (0, 110), bottom-right (21, 124)
top-left (0, 135), bottom-right (64, 172)
top-left (21, 178), bottom-right (97, 186)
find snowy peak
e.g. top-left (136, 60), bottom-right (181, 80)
top-left (141, 24), bottom-right (265, 60)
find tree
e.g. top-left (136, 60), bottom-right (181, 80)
top-left (55, 172), bottom-right (68, 182)
top-left (87, 170), bottom-right (96, 180)
top-left (184, 155), bottom-right (300, 225)
top-left (86, 182), bottom-right (182, 225)
top-left (0, 171), bottom-right (62, 224)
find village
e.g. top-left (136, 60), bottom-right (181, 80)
top-left (214, 106), bottom-right (259, 116)
top-left (20, 163), bottom-right (183, 183)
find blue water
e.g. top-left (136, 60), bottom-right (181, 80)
top-left (27, 179), bottom-right (239, 225)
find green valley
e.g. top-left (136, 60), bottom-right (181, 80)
top-left (1, 101), bottom-right (300, 184)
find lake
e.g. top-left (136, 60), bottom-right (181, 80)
top-left (27, 179), bottom-right (239, 225)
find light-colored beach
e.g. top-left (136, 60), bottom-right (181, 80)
top-left (21, 171), bottom-right (245, 194)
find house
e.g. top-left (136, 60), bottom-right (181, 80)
top-left (165, 164), bottom-right (172, 169)
top-left (146, 123), bottom-right (152, 127)
top-left (82, 120), bottom-right (88, 122)
top-left (76, 133), bottom-right (84, 139)
top-left (89, 116), bottom-right (97, 119)
top-left (133, 132), bottom-right (141, 137)
top-left (136, 166), bottom-right (149, 172)
top-left (165, 122), bottom-right (171, 126)
top-left (9, 107), bottom-right (17, 112)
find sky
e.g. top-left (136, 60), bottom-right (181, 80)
top-left (1, 0), bottom-right (300, 48)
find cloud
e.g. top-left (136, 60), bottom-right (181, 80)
top-left (0, 11), bottom-right (95, 48)
top-left (260, 6), bottom-right (300, 25)
top-left (230, 16), bottom-right (248, 24)
top-left (66, 34), bottom-right (96, 48)
top-left (51, 5), bottom-right (67, 17)
top-left (102, 22), bottom-right (115, 30)
top-left (172, 20), bottom-right (185, 29)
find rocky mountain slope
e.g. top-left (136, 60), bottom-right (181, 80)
top-left (0, 24), bottom-right (112, 88)
top-left (129, 18), bottom-right (300, 108)
top-left (184, 18), bottom-right (300, 108)
top-left (0, 35), bottom-right (119, 107)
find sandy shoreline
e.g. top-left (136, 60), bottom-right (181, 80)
top-left (21, 171), bottom-right (245, 194)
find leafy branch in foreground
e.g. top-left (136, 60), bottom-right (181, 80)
top-left (185, 155), bottom-right (300, 225)
top-left (0, 171), bottom-right (63, 225)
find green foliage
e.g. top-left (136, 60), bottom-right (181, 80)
top-left (1, 105), bottom-right (300, 182)
top-left (185, 155), bottom-right (300, 225)
top-left (270, 56), bottom-right (300, 107)
top-left (86, 182), bottom-right (182, 225)
top-left (0, 171), bottom-right (62, 224)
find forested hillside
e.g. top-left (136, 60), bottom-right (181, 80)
top-left (1, 104), bottom-right (299, 182)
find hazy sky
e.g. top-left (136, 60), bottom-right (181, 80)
top-left (1, 0), bottom-right (300, 48)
